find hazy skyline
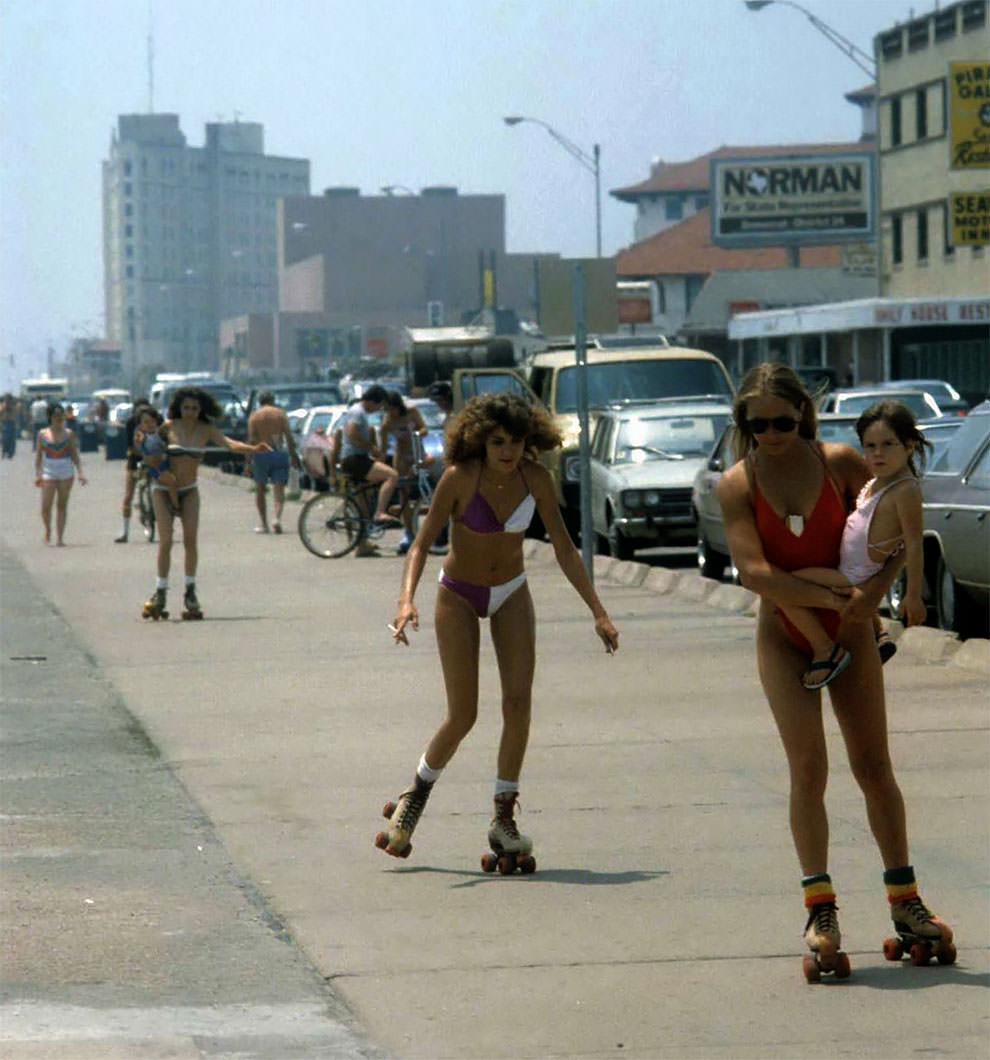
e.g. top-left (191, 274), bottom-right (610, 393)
top-left (1, 0), bottom-right (919, 391)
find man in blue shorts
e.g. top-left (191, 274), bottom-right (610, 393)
top-left (245, 391), bottom-right (301, 533)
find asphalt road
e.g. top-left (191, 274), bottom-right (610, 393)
top-left (1, 444), bottom-right (988, 1059)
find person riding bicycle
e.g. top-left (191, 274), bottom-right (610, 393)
top-left (329, 385), bottom-right (399, 555)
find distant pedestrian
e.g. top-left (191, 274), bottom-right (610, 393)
top-left (1, 393), bottom-right (17, 458)
top-left (379, 390), bottom-right (428, 555)
top-left (115, 398), bottom-right (151, 543)
top-left (34, 403), bottom-right (86, 545)
top-left (30, 396), bottom-right (48, 449)
top-left (245, 391), bottom-right (301, 534)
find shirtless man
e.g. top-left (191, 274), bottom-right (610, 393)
top-left (245, 391), bottom-right (301, 534)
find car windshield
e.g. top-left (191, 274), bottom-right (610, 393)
top-left (927, 413), bottom-right (990, 473)
top-left (614, 413), bottom-right (729, 462)
top-left (555, 360), bottom-right (732, 413)
top-left (838, 392), bottom-right (932, 419)
top-left (817, 419), bottom-right (860, 447)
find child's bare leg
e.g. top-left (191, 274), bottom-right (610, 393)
top-left (787, 568), bottom-right (855, 687)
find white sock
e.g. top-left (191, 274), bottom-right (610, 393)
top-left (494, 778), bottom-right (519, 798)
top-left (121, 518), bottom-right (129, 535)
top-left (155, 577), bottom-right (168, 590)
top-left (184, 575), bottom-right (196, 587)
top-left (417, 754), bottom-right (443, 784)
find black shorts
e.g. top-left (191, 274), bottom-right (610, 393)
top-left (340, 453), bottom-right (373, 481)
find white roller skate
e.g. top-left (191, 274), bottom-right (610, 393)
top-left (481, 792), bottom-right (535, 876)
top-left (884, 895), bottom-right (956, 966)
top-left (802, 901), bottom-right (850, 982)
top-left (375, 776), bottom-right (433, 859)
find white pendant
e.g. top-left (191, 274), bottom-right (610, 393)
top-left (787, 514), bottom-right (805, 536)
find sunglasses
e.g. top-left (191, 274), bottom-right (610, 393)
top-left (746, 416), bottom-right (799, 435)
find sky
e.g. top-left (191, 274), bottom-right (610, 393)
top-left (0, 0), bottom-right (919, 392)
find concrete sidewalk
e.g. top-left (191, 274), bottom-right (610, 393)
top-left (1, 448), bottom-right (988, 1059)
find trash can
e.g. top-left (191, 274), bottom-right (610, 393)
top-left (104, 424), bottom-right (127, 460)
top-left (78, 421), bottom-right (99, 453)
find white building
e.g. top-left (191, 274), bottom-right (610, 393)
top-left (102, 114), bottom-right (309, 387)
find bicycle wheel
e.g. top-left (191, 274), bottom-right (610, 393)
top-left (138, 479), bottom-right (156, 542)
top-left (298, 493), bottom-right (363, 558)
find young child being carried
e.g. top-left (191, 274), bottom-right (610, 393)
top-left (134, 406), bottom-right (180, 513)
top-left (781, 400), bottom-right (932, 690)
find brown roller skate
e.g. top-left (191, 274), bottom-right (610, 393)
top-left (883, 895), bottom-right (956, 966)
top-left (802, 902), bottom-right (851, 982)
top-left (480, 792), bottom-right (536, 876)
top-left (141, 588), bottom-right (168, 621)
top-left (374, 776), bottom-right (433, 858)
top-left (181, 583), bottom-right (203, 620)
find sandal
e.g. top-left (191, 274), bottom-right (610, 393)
top-left (876, 630), bottom-right (897, 664)
top-left (802, 644), bottom-right (853, 690)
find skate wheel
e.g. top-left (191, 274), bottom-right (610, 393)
top-left (883, 937), bottom-right (904, 962)
top-left (480, 853), bottom-right (498, 873)
top-left (936, 942), bottom-right (956, 966)
top-left (909, 942), bottom-right (932, 966)
top-left (374, 831), bottom-right (389, 850)
top-left (518, 855), bottom-right (536, 875)
top-left (497, 854), bottom-right (516, 876)
top-left (833, 952), bottom-right (851, 979)
top-left (382, 801), bottom-right (396, 819)
top-left (802, 953), bottom-right (821, 983)
top-left (398, 843), bottom-right (412, 859)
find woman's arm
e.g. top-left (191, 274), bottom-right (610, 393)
top-left (391, 467), bottom-right (461, 644)
top-left (531, 464), bottom-right (618, 652)
top-left (716, 465), bottom-right (846, 611)
top-left (33, 431), bottom-right (43, 480)
top-left (206, 424), bottom-right (268, 454)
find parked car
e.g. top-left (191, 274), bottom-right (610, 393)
top-left (888, 403), bottom-right (990, 637)
top-left (877, 378), bottom-right (969, 417)
top-left (244, 382), bottom-right (343, 419)
top-left (919, 417), bottom-right (965, 468)
top-left (590, 400), bottom-right (732, 559)
top-left (820, 387), bottom-right (946, 421)
top-left (298, 404), bottom-right (347, 489)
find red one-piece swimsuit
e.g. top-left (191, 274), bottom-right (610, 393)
top-left (749, 447), bottom-right (848, 655)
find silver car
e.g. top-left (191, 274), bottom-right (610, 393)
top-left (590, 400), bottom-right (732, 559)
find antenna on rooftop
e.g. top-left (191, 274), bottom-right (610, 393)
top-left (147, 0), bottom-right (155, 113)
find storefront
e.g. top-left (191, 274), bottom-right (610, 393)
top-left (728, 295), bottom-right (989, 402)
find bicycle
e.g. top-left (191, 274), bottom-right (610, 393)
top-left (298, 449), bottom-right (436, 559)
top-left (135, 468), bottom-right (156, 543)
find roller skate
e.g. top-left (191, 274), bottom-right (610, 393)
top-left (883, 896), bottom-right (956, 966)
top-left (141, 588), bottom-right (168, 621)
top-left (802, 902), bottom-right (850, 982)
top-left (374, 776), bottom-right (433, 858)
top-left (480, 792), bottom-right (536, 876)
top-left (181, 583), bottom-right (203, 620)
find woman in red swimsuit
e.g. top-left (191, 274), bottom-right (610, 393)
top-left (376, 393), bottom-right (619, 870)
top-left (718, 363), bottom-right (954, 979)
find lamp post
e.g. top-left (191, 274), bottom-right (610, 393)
top-left (744, 1), bottom-right (876, 79)
top-left (503, 115), bottom-right (602, 258)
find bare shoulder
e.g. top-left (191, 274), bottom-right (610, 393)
top-left (716, 458), bottom-right (748, 502)
top-left (521, 457), bottom-right (553, 495)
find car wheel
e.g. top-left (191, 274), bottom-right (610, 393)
top-left (697, 531), bottom-right (728, 581)
top-left (607, 520), bottom-right (635, 561)
top-left (935, 555), bottom-right (982, 637)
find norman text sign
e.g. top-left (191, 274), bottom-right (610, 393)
top-left (711, 152), bottom-right (874, 247)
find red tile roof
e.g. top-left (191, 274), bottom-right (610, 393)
top-left (611, 142), bottom-right (872, 200)
top-left (616, 208), bottom-right (843, 276)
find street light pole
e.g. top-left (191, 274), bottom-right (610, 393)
top-left (503, 116), bottom-right (602, 258)
top-left (743, 1), bottom-right (876, 79)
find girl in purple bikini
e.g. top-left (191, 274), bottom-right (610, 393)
top-left (378, 393), bottom-right (619, 868)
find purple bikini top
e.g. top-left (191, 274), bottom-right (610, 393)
top-left (459, 469), bottom-right (536, 534)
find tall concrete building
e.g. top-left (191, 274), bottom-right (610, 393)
top-left (102, 114), bottom-right (309, 387)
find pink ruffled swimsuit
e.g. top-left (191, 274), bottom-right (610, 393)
top-left (838, 477), bottom-right (907, 585)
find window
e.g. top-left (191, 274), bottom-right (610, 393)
top-left (694, 194), bottom-right (709, 210)
top-left (908, 18), bottom-right (929, 50)
top-left (968, 444), bottom-right (990, 490)
top-left (891, 214), bottom-right (903, 265)
top-left (916, 88), bottom-right (927, 139)
top-left (961, 0), bottom-right (986, 31)
top-left (917, 209), bottom-right (928, 261)
top-left (890, 96), bottom-right (902, 146)
top-left (934, 8), bottom-right (957, 39)
top-left (664, 196), bottom-right (683, 221)
top-left (943, 204), bottom-right (955, 256)
top-left (879, 29), bottom-right (903, 60)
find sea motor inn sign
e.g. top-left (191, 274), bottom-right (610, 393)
top-left (711, 152), bottom-right (875, 246)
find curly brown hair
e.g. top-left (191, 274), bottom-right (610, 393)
top-left (167, 386), bottom-right (222, 423)
top-left (444, 392), bottom-right (562, 464)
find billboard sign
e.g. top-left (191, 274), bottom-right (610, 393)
top-left (949, 192), bottom-right (990, 246)
top-left (948, 61), bottom-right (990, 170)
top-left (711, 152), bottom-right (875, 246)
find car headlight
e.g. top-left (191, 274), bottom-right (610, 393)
top-left (643, 490), bottom-right (661, 508)
top-left (623, 490), bottom-right (642, 509)
top-left (562, 452), bottom-right (581, 482)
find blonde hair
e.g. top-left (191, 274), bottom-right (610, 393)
top-left (731, 362), bottom-right (817, 461)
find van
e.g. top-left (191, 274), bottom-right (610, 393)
top-left (457, 343), bottom-right (735, 534)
